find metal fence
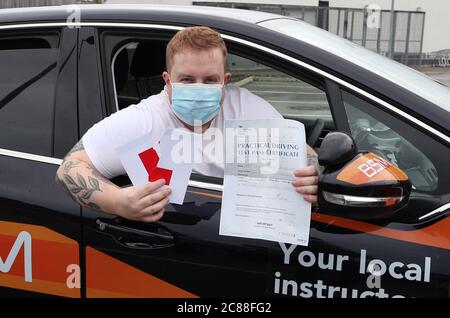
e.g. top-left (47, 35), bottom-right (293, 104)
top-left (195, 2), bottom-right (426, 66)
top-left (0, 0), bottom-right (101, 8)
top-left (423, 52), bottom-right (450, 67)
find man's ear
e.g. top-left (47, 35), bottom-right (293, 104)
top-left (162, 71), bottom-right (170, 85)
top-left (224, 72), bottom-right (232, 84)
top-left (162, 71), bottom-right (172, 100)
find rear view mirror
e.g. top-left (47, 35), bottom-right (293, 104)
top-left (318, 132), bottom-right (412, 220)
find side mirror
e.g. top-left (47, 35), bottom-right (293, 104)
top-left (318, 132), bottom-right (412, 220)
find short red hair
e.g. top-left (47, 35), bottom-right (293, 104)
top-left (166, 26), bottom-right (227, 71)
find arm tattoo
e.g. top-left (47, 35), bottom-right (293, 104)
top-left (87, 166), bottom-right (112, 184)
top-left (56, 139), bottom-right (118, 211)
top-left (59, 171), bottom-right (103, 205)
top-left (66, 139), bottom-right (85, 157)
top-left (63, 160), bottom-right (79, 173)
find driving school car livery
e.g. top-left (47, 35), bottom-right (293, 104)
top-left (0, 221), bottom-right (195, 298)
top-left (0, 4), bottom-right (449, 298)
top-left (338, 153), bottom-right (409, 185)
top-left (0, 222), bottom-right (80, 298)
top-left (2, 209), bottom-right (449, 298)
top-left (274, 245), bottom-right (432, 298)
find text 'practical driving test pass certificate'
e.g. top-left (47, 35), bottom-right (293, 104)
top-left (220, 119), bottom-right (311, 245)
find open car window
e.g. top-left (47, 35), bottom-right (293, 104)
top-left (110, 38), bottom-right (335, 182)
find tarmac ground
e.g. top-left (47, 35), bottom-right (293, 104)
top-left (414, 66), bottom-right (450, 87)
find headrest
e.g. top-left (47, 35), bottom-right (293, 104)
top-left (130, 41), bottom-right (167, 77)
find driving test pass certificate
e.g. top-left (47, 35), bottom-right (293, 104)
top-left (219, 119), bottom-right (311, 245)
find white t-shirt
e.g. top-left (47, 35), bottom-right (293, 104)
top-left (83, 85), bottom-right (282, 178)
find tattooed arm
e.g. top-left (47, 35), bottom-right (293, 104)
top-left (56, 140), bottom-right (171, 222)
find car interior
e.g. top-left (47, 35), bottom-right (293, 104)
top-left (113, 40), bottom-right (167, 109)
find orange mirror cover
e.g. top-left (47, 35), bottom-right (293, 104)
top-left (337, 153), bottom-right (409, 185)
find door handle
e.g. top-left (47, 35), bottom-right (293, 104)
top-left (96, 218), bottom-right (174, 249)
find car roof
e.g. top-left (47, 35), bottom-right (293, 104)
top-left (0, 4), bottom-right (281, 25)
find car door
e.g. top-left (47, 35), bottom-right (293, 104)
top-left (80, 23), bottom-right (345, 298)
top-left (79, 23), bottom-right (449, 298)
top-left (0, 26), bottom-right (82, 298)
top-left (78, 26), bottom-right (274, 297)
top-left (205, 38), bottom-right (448, 298)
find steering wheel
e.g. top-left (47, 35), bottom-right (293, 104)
top-left (307, 119), bottom-right (325, 147)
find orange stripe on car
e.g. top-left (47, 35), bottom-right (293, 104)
top-left (86, 246), bottom-right (197, 298)
top-left (187, 190), bottom-right (222, 199)
top-left (187, 188), bottom-right (450, 249)
top-left (312, 213), bottom-right (450, 250)
top-left (0, 221), bottom-right (80, 298)
top-left (0, 221), bottom-right (75, 244)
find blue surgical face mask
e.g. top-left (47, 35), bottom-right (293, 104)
top-left (171, 82), bottom-right (223, 126)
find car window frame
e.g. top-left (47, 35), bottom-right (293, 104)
top-left (99, 27), bottom-right (342, 188)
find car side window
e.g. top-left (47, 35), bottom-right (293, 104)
top-left (111, 41), bottom-right (333, 120)
top-left (0, 33), bottom-right (60, 156)
top-left (227, 53), bottom-right (332, 125)
top-left (111, 41), bottom-right (335, 151)
top-left (342, 90), bottom-right (447, 193)
top-left (226, 53), bottom-right (335, 150)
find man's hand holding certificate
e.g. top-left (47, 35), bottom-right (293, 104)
top-left (220, 119), bottom-right (312, 245)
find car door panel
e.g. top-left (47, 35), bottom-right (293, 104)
top-left (268, 215), bottom-right (449, 298)
top-left (82, 185), bottom-right (270, 297)
top-left (77, 24), bottom-right (450, 299)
